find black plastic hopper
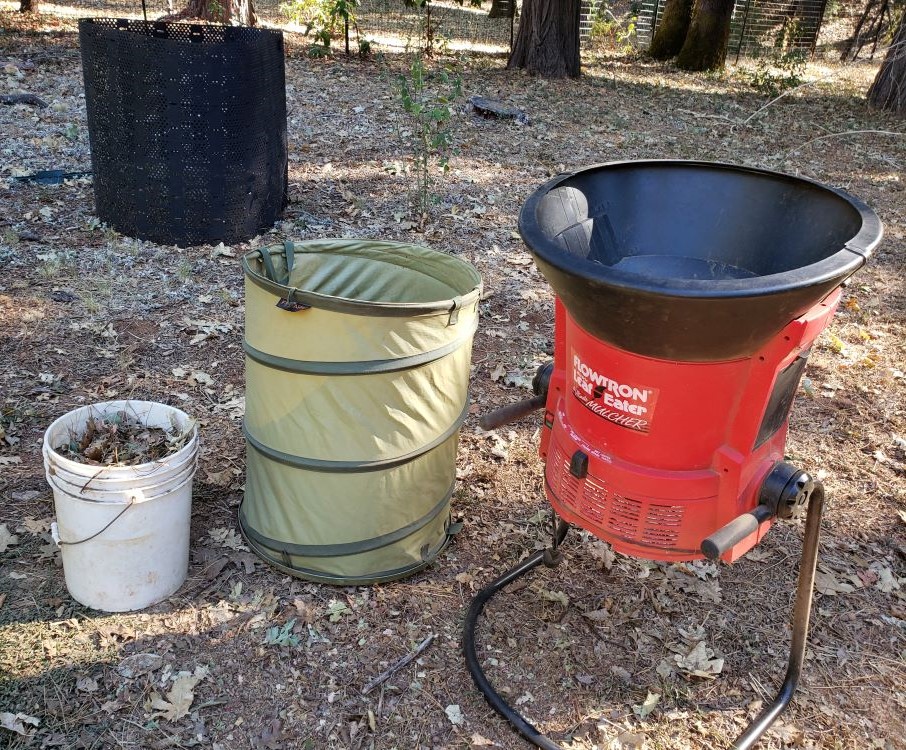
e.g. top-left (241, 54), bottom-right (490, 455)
top-left (519, 161), bottom-right (883, 361)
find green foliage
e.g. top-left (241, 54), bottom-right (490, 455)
top-left (746, 20), bottom-right (809, 96)
top-left (748, 47), bottom-right (808, 97)
top-left (590, 4), bottom-right (638, 52)
top-left (404, 0), bottom-right (482, 9)
top-left (280, 0), bottom-right (319, 25)
top-left (395, 55), bottom-right (462, 216)
top-left (263, 618), bottom-right (301, 648)
top-left (307, 41), bottom-right (332, 56)
top-left (401, 0), bottom-right (481, 55)
top-left (282, 0), bottom-right (365, 55)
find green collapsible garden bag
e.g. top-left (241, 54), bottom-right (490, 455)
top-left (239, 239), bottom-right (482, 584)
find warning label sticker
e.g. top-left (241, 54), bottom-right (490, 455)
top-left (572, 352), bottom-right (659, 433)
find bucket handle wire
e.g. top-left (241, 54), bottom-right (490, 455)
top-left (52, 498), bottom-right (135, 547)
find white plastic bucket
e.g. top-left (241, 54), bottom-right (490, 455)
top-left (43, 400), bottom-right (198, 612)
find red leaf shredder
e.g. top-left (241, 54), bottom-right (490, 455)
top-left (463, 161), bottom-right (883, 749)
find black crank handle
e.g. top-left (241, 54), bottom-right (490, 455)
top-left (479, 395), bottom-right (546, 431)
top-left (701, 504), bottom-right (774, 560)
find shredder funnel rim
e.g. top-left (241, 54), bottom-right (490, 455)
top-left (519, 159), bottom-right (883, 300)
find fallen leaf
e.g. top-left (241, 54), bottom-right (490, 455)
top-left (828, 334), bottom-right (846, 353)
top-left (212, 395), bottom-right (245, 421)
top-left (188, 370), bottom-right (214, 387)
top-left (666, 567), bottom-right (721, 604)
top-left (207, 527), bottom-right (248, 552)
top-left (588, 539), bottom-right (615, 570)
top-left (0, 711), bottom-right (39, 735)
top-left (292, 598), bottom-right (318, 625)
top-left (118, 653), bottom-right (164, 679)
top-left (489, 362), bottom-right (506, 382)
top-left (815, 568), bottom-right (856, 595)
top-left (201, 556), bottom-right (230, 581)
top-left (76, 676), bottom-right (99, 693)
top-left (10, 489), bottom-right (40, 502)
top-left (148, 666), bottom-right (208, 722)
top-left (37, 538), bottom-right (61, 563)
top-left (745, 547), bottom-right (773, 562)
top-left (502, 371), bottom-right (532, 389)
top-left (21, 516), bottom-right (53, 534)
top-left (857, 568), bottom-right (879, 588)
top-left (655, 659), bottom-right (674, 679)
top-left (611, 665), bottom-right (633, 683)
top-left (0, 524), bottom-right (19, 553)
top-left (770, 721), bottom-right (803, 744)
top-left (255, 717), bottom-right (286, 749)
top-left (674, 641), bottom-right (724, 679)
top-left (540, 589), bottom-right (569, 606)
top-left (633, 691), bottom-right (660, 719)
top-left (232, 552), bottom-right (259, 575)
top-left (205, 467), bottom-right (239, 488)
top-left (470, 733), bottom-right (496, 746)
top-left (100, 699), bottom-right (124, 714)
top-left (326, 599), bottom-right (351, 622)
top-left (487, 432), bottom-right (509, 460)
top-left (871, 564), bottom-right (901, 593)
top-left (611, 732), bottom-right (646, 750)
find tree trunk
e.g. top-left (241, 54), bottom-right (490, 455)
top-left (164, 0), bottom-right (257, 25)
top-left (675, 0), bottom-right (734, 70)
top-left (19, 0), bottom-right (39, 11)
top-left (867, 10), bottom-right (906, 114)
top-left (649, 0), bottom-right (695, 59)
top-left (507, 0), bottom-right (581, 78)
top-left (488, 0), bottom-right (515, 19)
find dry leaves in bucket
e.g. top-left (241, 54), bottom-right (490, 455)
top-left (55, 410), bottom-right (194, 466)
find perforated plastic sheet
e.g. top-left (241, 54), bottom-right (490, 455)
top-left (79, 19), bottom-right (288, 246)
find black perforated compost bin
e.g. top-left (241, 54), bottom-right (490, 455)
top-left (79, 19), bottom-right (288, 246)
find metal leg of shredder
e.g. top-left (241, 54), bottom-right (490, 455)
top-left (463, 487), bottom-right (824, 750)
top-left (731, 482), bottom-right (825, 750)
top-left (463, 520), bottom-right (570, 750)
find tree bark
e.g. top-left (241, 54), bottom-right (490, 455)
top-left (507, 0), bottom-right (581, 78)
top-left (162, 0), bottom-right (257, 25)
top-left (488, 0), bottom-right (515, 19)
top-left (19, 0), bottom-right (39, 11)
top-left (867, 10), bottom-right (906, 114)
top-left (675, 0), bottom-right (735, 70)
top-left (649, 0), bottom-right (695, 59)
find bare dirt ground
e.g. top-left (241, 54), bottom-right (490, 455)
top-left (1, 11), bottom-right (905, 750)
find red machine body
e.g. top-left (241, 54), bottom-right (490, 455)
top-left (539, 290), bottom-right (840, 563)
top-left (464, 163), bottom-right (882, 750)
